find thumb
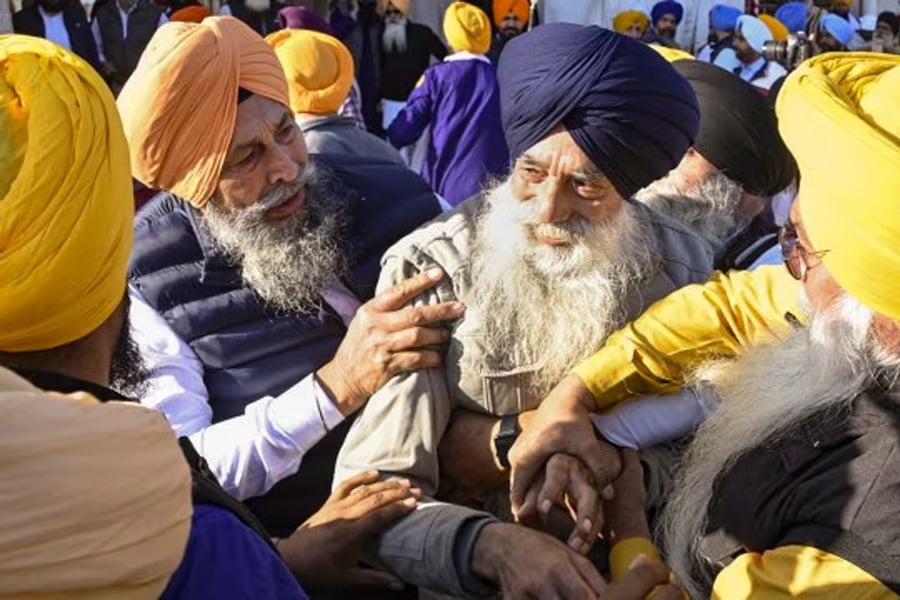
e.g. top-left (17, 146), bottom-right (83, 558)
top-left (343, 566), bottom-right (407, 591)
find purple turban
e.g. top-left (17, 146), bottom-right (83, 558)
top-left (651, 1), bottom-right (684, 25)
top-left (278, 6), bottom-right (335, 35)
top-left (498, 23), bottom-right (699, 200)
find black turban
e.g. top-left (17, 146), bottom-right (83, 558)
top-left (673, 60), bottom-right (797, 197)
top-left (498, 23), bottom-right (699, 200)
top-left (878, 11), bottom-right (899, 36)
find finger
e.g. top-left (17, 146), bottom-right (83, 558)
top-left (382, 301), bottom-right (465, 332)
top-left (516, 477), bottom-right (545, 528)
top-left (509, 441), bottom-right (550, 518)
top-left (355, 496), bottom-right (418, 538)
top-left (369, 268), bottom-right (446, 311)
top-left (565, 480), bottom-right (601, 554)
top-left (570, 553), bottom-right (608, 597)
top-left (536, 457), bottom-right (572, 518)
top-left (552, 570), bottom-right (598, 600)
top-left (330, 470), bottom-right (380, 501)
top-left (339, 478), bottom-right (412, 507)
top-left (609, 557), bottom-right (671, 599)
top-left (343, 567), bottom-right (407, 592)
top-left (387, 325), bottom-right (449, 352)
top-left (384, 350), bottom-right (443, 374)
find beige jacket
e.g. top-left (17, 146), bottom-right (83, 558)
top-left (334, 196), bottom-right (713, 596)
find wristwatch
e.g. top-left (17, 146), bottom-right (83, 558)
top-left (492, 414), bottom-right (520, 469)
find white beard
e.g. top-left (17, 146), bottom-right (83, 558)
top-left (459, 180), bottom-right (661, 398)
top-left (244, 0), bottom-right (271, 13)
top-left (382, 18), bottom-right (408, 53)
top-left (661, 293), bottom-right (900, 597)
top-left (635, 170), bottom-right (747, 250)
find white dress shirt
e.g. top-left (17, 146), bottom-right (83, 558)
top-left (129, 285), bottom-right (351, 501)
top-left (90, 3), bottom-right (167, 64)
top-left (40, 6), bottom-right (72, 50)
top-left (735, 55), bottom-right (787, 92)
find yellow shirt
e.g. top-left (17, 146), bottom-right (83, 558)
top-left (573, 266), bottom-right (802, 409)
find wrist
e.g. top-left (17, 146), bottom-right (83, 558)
top-left (607, 505), bottom-right (650, 542)
top-left (315, 361), bottom-right (363, 416)
top-left (471, 523), bottom-right (507, 582)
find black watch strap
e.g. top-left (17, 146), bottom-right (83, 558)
top-left (493, 414), bottom-right (520, 469)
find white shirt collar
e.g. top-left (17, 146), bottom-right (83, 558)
top-left (444, 51), bottom-right (490, 64)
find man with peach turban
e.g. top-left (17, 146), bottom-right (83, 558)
top-left (116, 16), bottom-right (459, 543)
top-left (511, 52), bottom-right (900, 599)
top-left (267, 28), bottom-right (404, 164)
top-left (386, 2), bottom-right (507, 206)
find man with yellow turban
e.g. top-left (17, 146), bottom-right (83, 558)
top-left (377, 0), bottom-right (447, 134)
top-left (613, 9), bottom-right (649, 40)
top-left (267, 28), bottom-right (405, 165)
top-left (0, 30), bottom-right (454, 598)
top-left (386, 2), bottom-right (507, 206)
top-left (116, 16), bottom-right (462, 543)
top-left (511, 52), bottom-right (900, 598)
top-left (487, 0), bottom-right (529, 63)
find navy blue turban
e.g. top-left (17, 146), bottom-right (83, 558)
top-left (652, 1), bottom-right (683, 25)
top-left (498, 23), bottom-right (699, 200)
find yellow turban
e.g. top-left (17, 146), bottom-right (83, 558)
top-left (0, 35), bottom-right (132, 353)
top-left (613, 10), bottom-right (650, 35)
top-left (493, 0), bottom-right (529, 27)
top-left (649, 43), bottom-right (694, 62)
top-left (377, 0), bottom-right (410, 15)
top-left (0, 367), bottom-right (192, 599)
top-left (444, 1), bottom-right (491, 55)
top-left (760, 13), bottom-right (789, 41)
top-left (118, 17), bottom-right (290, 209)
top-left (267, 29), bottom-right (354, 115)
top-left (777, 53), bottom-right (900, 321)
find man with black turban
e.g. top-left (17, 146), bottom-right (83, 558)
top-left (334, 24), bottom-right (712, 599)
top-left (643, 0), bottom-right (684, 48)
top-left (636, 59), bottom-right (798, 270)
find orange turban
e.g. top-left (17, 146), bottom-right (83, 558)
top-left (492, 0), bottom-right (529, 28)
top-left (267, 29), bottom-right (354, 115)
top-left (613, 10), bottom-right (650, 34)
top-left (760, 13), bottom-right (788, 41)
top-left (117, 17), bottom-right (289, 208)
top-left (169, 5), bottom-right (212, 22)
top-left (377, 0), bottom-right (410, 15)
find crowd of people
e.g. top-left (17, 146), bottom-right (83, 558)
top-left (1, 0), bottom-right (900, 598)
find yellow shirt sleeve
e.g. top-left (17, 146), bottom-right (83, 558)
top-left (609, 537), bottom-right (662, 580)
top-left (572, 266), bottom-right (803, 409)
top-left (712, 545), bottom-right (899, 599)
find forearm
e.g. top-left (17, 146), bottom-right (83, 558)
top-left (191, 374), bottom-right (344, 500)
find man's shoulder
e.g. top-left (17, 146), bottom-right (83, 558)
top-left (380, 195), bottom-right (483, 278)
top-left (134, 191), bottom-right (192, 230)
top-left (632, 200), bottom-right (714, 280)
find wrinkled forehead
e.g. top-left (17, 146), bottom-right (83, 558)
top-left (517, 126), bottom-right (602, 176)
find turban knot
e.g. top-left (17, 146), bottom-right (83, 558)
top-left (0, 35), bottom-right (132, 352)
top-left (498, 24), bottom-right (699, 200)
top-left (777, 54), bottom-right (900, 321)
top-left (267, 28), bottom-right (354, 115)
top-left (117, 17), bottom-right (289, 208)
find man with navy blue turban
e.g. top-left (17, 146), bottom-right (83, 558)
top-left (334, 23), bottom-right (711, 599)
top-left (643, 0), bottom-right (684, 48)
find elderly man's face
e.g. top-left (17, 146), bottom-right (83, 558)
top-left (817, 29), bottom-right (844, 52)
top-left (215, 95), bottom-right (309, 222)
top-left (510, 126), bottom-right (625, 246)
top-left (657, 13), bottom-right (678, 37)
top-left (675, 149), bottom-right (764, 220)
top-left (500, 11), bottom-right (524, 37)
top-left (384, 1), bottom-right (404, 24)
top-left (789, 201), bottom-right (843, 313)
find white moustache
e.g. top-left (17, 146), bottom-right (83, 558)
top-left (531, 222), bottom-right (575, 244)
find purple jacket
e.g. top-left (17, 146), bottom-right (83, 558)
top-left (388, 56), bottom-right (509, 206)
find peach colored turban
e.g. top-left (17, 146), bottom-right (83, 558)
top-left (169, 5), bottom-right (212, 23)
top-left (117, 17), bottom-right (290, 208)
top-left (377, 0), bottom-right (410, 15)
top-left (0, 35), bottom-right (132, 352)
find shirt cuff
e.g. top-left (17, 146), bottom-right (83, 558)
top-left (262, 374), bottom-right (346, 454)
top-left (609, 536), bottom-right (662, 580)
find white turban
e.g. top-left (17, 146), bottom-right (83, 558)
top-left (738, 15), bottom-right (773, 54)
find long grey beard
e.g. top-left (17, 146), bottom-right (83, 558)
top-left (661, 294), bottom-right (900, 597)
top-left (635, 170), bottom-right (747, 250)
top-left (203, 162), bottom-right (349, 314)
top-left (459, 180), bottom-right (660, 398)
top-left (383, 19), bottom-right (408, 53)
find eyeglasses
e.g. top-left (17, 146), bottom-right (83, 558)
top-left (779, 218), bottom-right (829, 281)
